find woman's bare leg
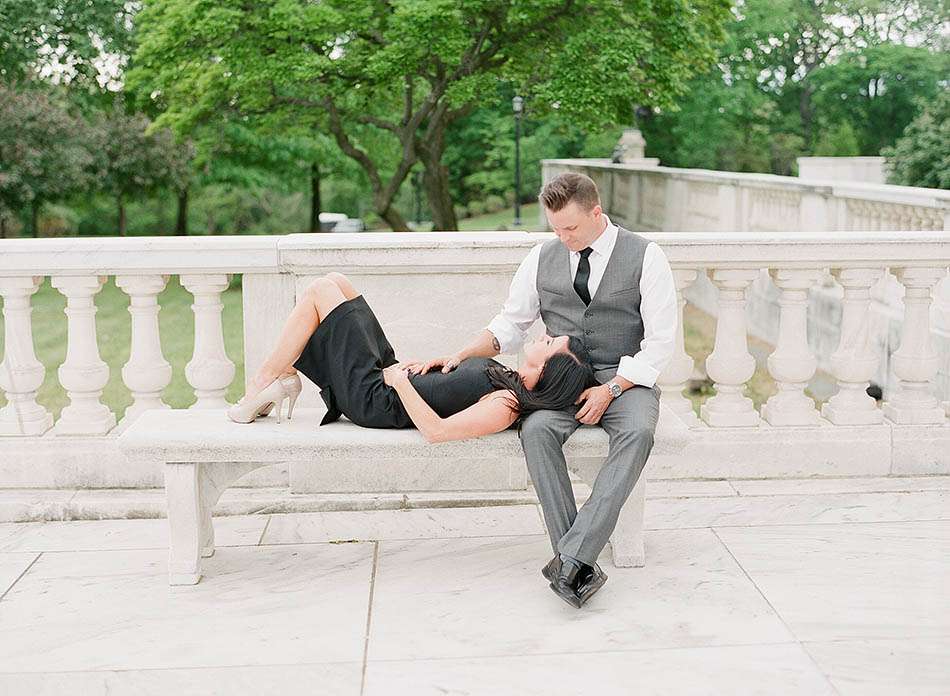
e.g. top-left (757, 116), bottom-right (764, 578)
top-left (326, 272), bottom-right (360, 301)
top-left (244, 275), bottom-right (350, 399)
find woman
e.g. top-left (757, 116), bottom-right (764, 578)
top-left (228, 273), bottom-right (595, 443)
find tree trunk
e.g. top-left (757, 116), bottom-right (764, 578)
top-left (31, 201), bottom-right (39, 237)
top-left (117, 194), bottom-right (126, 237)
top-left (176, 187), bottom-right (188, 236)
top-left (421, 157), bottom-right (458, 231)
top-left (379, 204), bottom-right (410, 232)
top-left (799, 83), bottom-right (815, 152)
top-left (309, 161), bottom-right (321, 233)
top-left (417, 117), bottom-right (457, 231)
top-left (0, 215), bottom-right (6, 239)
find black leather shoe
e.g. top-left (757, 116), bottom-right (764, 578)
top-left (574, 562), bottom-right (608, 606)
top-left (541, 554), bottom-right (562, 583)
top-left (549, 557), bottom-right (583, 609)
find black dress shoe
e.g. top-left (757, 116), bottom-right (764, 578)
top-left (574, 562), bottom-right (608, 606)
top-left (541, 554), bottom-right (562, 583)
top-left (548, 557), bottom-right (583, 609)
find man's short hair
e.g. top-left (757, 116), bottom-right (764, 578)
top-left (538, 172), bottom-right (601, 212)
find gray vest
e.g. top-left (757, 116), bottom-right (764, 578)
top-left (536, 226), bottom-right (650, 384)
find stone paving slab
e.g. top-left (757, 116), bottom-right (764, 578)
top-left (0, 543), bottom-right (374, 672)
top-left (363, 644), bottom-right (836, 696)
top-left (0, 486), bottom-right (947, 695)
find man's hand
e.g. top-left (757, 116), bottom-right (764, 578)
top-left (408, 354), bottom-right (463, 375)
top-left (575, 385), bottom-right (613, 425)
top-left (382, 363), bottom-right (411, 387)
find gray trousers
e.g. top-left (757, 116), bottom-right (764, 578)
top-left (519, 383), bottom-right (661, 566)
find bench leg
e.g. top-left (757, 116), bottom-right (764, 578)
top-left (166, 462), bottom-right (203, 585)
top-left (609, 475), bottom-right (646, 568)
top-left (199, 471), bottom-right (216, 558)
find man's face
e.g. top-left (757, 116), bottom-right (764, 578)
top-left (543, 201), bottom-right (604, 252)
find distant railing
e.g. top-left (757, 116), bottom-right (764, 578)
top-left (1, 231), bottom-right (947, 438)
top-left (542, 159), bottom-right (950, 233)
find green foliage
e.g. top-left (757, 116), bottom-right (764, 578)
top-left (813, 122), bottom-right (860, 157)
top-left (0, 0), bottom-right (134, 93)
top-left (642, 0), bottom-right (948, 173)
top-left (882, 90), bottom-right (950, 190)
top-left (127, 0), bottom-right (732, 229)
top-left (811, 44), bottom-right (949, 155)
top-left (0, 84), bottom-right (95, 233)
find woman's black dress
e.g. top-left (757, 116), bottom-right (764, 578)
top-left (291, 295), bottom-right (510, 428)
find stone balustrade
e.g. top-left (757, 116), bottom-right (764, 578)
top-left (542, 159), bottom-right (950, 233)
top-left (0, 232), bottom-right (948, 490)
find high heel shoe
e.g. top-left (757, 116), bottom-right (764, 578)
top-left (278, 372), bottom-right (302, 420)
top-left (255, 373), bottom-right (302, 420)
top-left (228, 377), bottom-right (293, 424)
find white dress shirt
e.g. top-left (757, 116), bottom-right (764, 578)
top-left (486, 215), bottom-right (677, 388)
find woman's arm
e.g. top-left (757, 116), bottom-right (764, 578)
top-left (385, 365), bottom-right (517, 443)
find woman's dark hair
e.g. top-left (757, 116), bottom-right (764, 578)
top-left (484, 335), bottom-right (597, 428)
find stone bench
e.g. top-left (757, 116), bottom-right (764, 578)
top-left (117, 405), bottom-right (691, 585)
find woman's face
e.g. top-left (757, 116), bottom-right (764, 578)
top-left (524, 334), bottom-right (571, 370)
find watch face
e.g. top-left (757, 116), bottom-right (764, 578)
top-left (609, 383), bottom-right (622, 397)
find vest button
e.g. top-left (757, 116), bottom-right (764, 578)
top-left (585, 329), bottom-right (593, 335)
top-left (584, 311), bottom-right (592, 318)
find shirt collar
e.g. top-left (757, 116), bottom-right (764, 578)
top-left (573, 213), bottom-right (617, 258)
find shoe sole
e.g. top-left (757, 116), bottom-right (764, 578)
top-left (576, 575), bottom-right (608, 606)
top-left (548, 582), bottom-right (582, 609)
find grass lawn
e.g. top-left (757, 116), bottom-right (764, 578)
top-left (458, 203), bottom-right (545, 232)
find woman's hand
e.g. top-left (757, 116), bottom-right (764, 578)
top-left (383, 363), bottom-right (411, 387)
top-left (409, 354), bottom-right (463, 375)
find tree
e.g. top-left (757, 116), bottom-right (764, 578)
top-left (0, 84), bottom-right (95, 236)
top-left (640, 0), bottom-right (947, 172)
top-left (0, 0), bottom-right (134, 98)
top-left (810, 43), bottom-right (948, 155)
top-left (882, 90), bottom-right (950, 190)
top-left (86, 103), bottom-right (187, 235)
top-left (127, 0), bottom-right (731, 231)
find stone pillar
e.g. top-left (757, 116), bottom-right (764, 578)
top-left (50, 275), bottom-right (116, 435)
top-left (116, 274), bottom-right (172, 425)
top-left (761, 268), bottom-right (823, 426)
top-left (657, 268), bottom-right (700, 426)
top-left (882, 267), bottom-right (947, 424)
top-left (700, 269), bottom-right (761, 427)
top-left (181, 274), bottom-right (235, 409)
top-left (0, 276), bottom-right (53, 436)
top-left (821, 268), bottom-right (884, 425)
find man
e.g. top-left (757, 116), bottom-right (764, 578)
top-left (415, 172), bottom-right (677, 608)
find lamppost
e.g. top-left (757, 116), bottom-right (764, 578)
top-left (512, 95), bottom-right (523, 227)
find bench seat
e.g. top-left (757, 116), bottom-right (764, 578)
top-left (118, 405), bottom-right (690, 585)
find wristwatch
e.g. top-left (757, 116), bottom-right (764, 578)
top-left (605, 381), bottom-right (623, 399)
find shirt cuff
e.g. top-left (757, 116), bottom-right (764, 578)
top-left (616, 354), bottom-right (661, 388)
top-left (485, 317), bottom-right (525, 355)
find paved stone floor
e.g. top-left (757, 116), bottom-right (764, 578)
top-left (0, 476), bottom-right (948, 695)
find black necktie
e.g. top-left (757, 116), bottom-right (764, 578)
top-left (573, 247), bottom-right (593, 305)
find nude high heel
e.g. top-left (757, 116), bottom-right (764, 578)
top-left (253, 373), bottom-right (302, 420)
top-left (279, 373), bottom-right (302, 420)
top-left (227, 377), bottom-right (292, 424)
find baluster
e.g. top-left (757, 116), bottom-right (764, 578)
top-left (762, 268), bottom-right (823, 426)
top-left (116, 274), bottom-right (172, 424)
top-left (700, 269), bottom-right (761, 427)
top-left (657, 268), bottom-right (700, 426)
top-left (821, 268), bottom-right (884, 425)
top-left (180, 274), bottom-right (235, 409)
top-left (50, 275), bottom-right (115, 435)
top-left (0, 276), bottom-right (53, 435)
top-left (882, 267), bottom-right (947, 424)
